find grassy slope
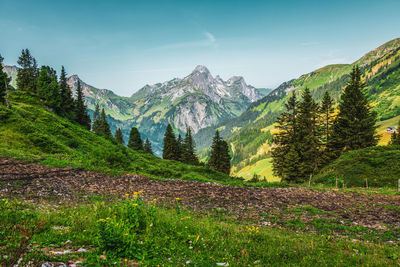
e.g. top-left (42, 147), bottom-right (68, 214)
top-left (314, 145), bottom-right (400, 187)
top-left (230, 38), bottom-right (400, 179)
top-left (0, 91), bottom-right (235, 184)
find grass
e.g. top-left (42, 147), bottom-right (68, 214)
top-left (0, 91), bottom-right (242, 185)
top-left (315, 145), bottom-right (400, 187)
top-left (1, 196), bottom-right (399, 266)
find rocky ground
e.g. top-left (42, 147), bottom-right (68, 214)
top-left (1, 157), bottom-right (399, 238)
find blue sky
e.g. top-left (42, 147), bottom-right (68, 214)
top-left (1, 0), bottom-right (400, 96)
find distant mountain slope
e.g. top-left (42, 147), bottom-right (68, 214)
top-left (66, 66), bottom-right (268, 155)
top-left (195, 38), bottom-right (400, 179)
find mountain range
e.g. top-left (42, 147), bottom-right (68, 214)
top-left (195, 38), bottom-right (400, 179)
top-left (65, 66), bottom-right (270, 154)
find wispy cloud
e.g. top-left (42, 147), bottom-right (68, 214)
top-left (151, 31), bottom-right (218, 50)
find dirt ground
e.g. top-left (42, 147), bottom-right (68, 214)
top-left (1, 157), bottom-right (399, 234)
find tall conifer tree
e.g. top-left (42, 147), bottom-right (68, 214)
top-left (297, 88), bottom-right (320, 181)
top-left (271, 94), bottom-right (302, 182)
top-left (115, 128), bottom-right (124, 145)
top-left (162, 124), bottom-right (179, 160)
top-left (92, 103), bottom-right (101, 132)
top-left (181, 127), bottom-right (198, 165)
top-left (59, 66), bottom-right (75, 118)
top-left (16, 49), bottom-right (38, 93)
top-left (208, 131), bottom-right (231, 174)
top-left (177, 134), bottom-right (183, 160)
top-left (320, 91), bottom-right (335, 162)
top-left (36, 66), bottom-right (61, 111)
top-left (128, 127), bottom-right (143, 150)
top-left (74, 80), bottom-right (91, 129)
top-left (144, 138), bottom-right (153, 154)
top-left (330, 66), bottom-right (377, 155)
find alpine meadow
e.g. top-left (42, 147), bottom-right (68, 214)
top-left (0, 1), bottom-right (399, 266)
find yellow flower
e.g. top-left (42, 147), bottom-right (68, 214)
top-left (124, 233), bottom-right (128, 236)
top-left (132, 203), bottom-right (138, 206)
top-left (125, 193), bottom-right (129, 197)
top-left (106, 217), bottom-right (110, 220)
top-left (175, 197), bottom-right (181, 200)
top-left (124, 259), bottom-right (128, 262)
top-left (196, 235), bottom-right (200, 242)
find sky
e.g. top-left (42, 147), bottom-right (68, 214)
top-left (1, 0), bottom-right (400, 96)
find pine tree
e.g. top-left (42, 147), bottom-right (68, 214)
top-left (93, 107), bottom-right (111, 138)
top-left (208, 131), bottom-right (231, 174)
top-left (181, 127), bottom-right (199, 165)
top-left (144, 138), bottom-right (153, 154)
top-left (128, 127), bottom-right (143, 150)
top-left (16, 49), bottom-right (38, 93)
top-left (208, 130), bottom-right (222, 171)
top-left (271, 94), bottom-right (302, 182)
top-left (162, 124), bottom-right (179, 160)
top-left (36, 66), bottom-right (61, 111)
top-left (59, 66), bottom-right (75, 118)
top-left (74, 80), bottom-right (91, 129)
top-left (320, 91), bottom-right (335, 162)
top-left (297, 88), bottom-right (320, 181)
top-left (219, 140), bottom-right (231, 174)
top-left (92, 103), bottom-right (101, 132)
top-left (330, 66), bottom-right (378, 155)
top-left (0, 54), bottom-right (9, 105)
top-left (115, 128), bottom-right (124, 145)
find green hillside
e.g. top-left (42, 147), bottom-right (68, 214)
top-left (0, 90), bottom-right (234, 184)
top-left (314, 145), bottom-right (400, 187)
top-left (208, 38), bottom-right (400, 179)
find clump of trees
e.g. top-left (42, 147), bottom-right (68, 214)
top-left (162, 124), bottom-right (199, 165)
top-left (8, 49), bottom-right (91, 129)
top-left (272, 66), bottom-right (378, 183)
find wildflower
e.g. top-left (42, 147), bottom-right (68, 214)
top-left (175, 197), bottom-right (181, 200)
top-left (124, 259), bottom-right (128, 262)
top-left (124, 233), bottom-right (128, 236)
top-left (106, 217), bottom-right (110, 220)
top-left (125, 193), bottom-right (129, 197)
top-left (132, 203), bottom-right (138, 207)
top-left (196, 235), bottom-right (200, 242)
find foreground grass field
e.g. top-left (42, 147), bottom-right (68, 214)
top-left (1, 195), bottom-right (399, 266)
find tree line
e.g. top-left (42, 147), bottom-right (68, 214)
top-left (272, 66), bottom-right (379, 183)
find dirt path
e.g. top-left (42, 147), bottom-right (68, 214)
top-left (1, 157), bottom-right (399, 233)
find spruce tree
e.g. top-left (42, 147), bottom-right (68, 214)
top-left (162, 124), bottom-right (179, 160)
top-left (330, 66), bottom-right (377, 155)
top-left (74, 80), bottom-right (91, 129)
top-left (271, 94), bottom-right (302, 182)
top-left (36, 66), bottom-right (61, 111)
top-left (0, 54), bottom-right (9, 105)
top-left (92, 103), bottom-right (101, 132)
top-left (181, 127), bottom-right (199, 165)
top-left (297, 88), bottom-right (320, 181)
top-left (93, 108), bottom-right (111, 138)
top-left (208, 130), bottom-right (222, 171)
top-left (128, 127), bottom-right (143, 150)
top-left (144, 138), bottom-right (153, 154)
top-left (320, 91), bottom-right (335, 162)
top-left (219, 140), bottom-right (231, 174)
top-left (16, 49), bottom-right (38, 93)
top-left (115, 128), bottom-right (124, 145)
top-left (59, 66), bottom-right (75, 118)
